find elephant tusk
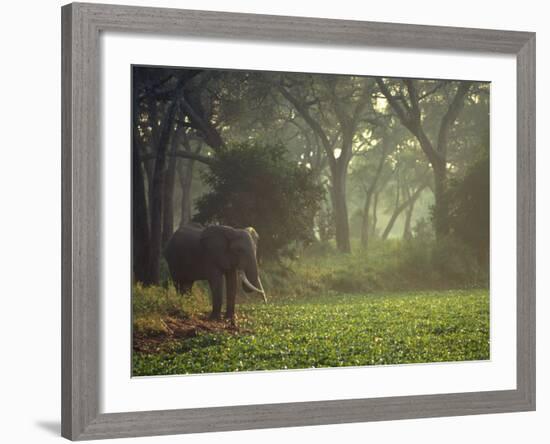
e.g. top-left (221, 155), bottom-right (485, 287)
top-left (241, 272), bottom-right (265, 296)
top-left (258, 278), bottom-right (267, 303)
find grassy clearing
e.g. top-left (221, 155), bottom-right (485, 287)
top-left (136, 242), bottom-right (490, 376)
top-left (132, 288), bottom-right (489, 376)
top-left (259, 238), bottom-right (488, 301)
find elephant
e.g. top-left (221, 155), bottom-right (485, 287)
top-left (163, 223), bottom-right (266, 322)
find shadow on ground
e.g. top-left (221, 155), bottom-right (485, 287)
top-left (35, 421), bottom-right (60, 436)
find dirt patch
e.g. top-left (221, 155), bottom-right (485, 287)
top-left (133, 315), bottom-right (251, 354)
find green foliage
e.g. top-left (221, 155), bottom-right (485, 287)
top-left (133, 282), bottom-right (210, 318)
top-left (194, 142), bottom-right (325, 258)
top-left (315, 204), bottom-right (335, 243)
top-left (133, 236), bottom-right (489, 375)
top-left (430, 236), bottom-right (487, 285)
top-left (259, 238), bottom-right (488, 301)
top-left (133, 289), bottom-right (489, 375)
top-left (447, 154), bottom-right (490, 268)
top-left (133, 282), bottom-right (211, 337)
top-left (412, 217), bottom-right (434, 243)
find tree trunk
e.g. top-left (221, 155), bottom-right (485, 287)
top-left (432, 160), bottom-right (449, 239)
top-left (403, 196), bottom-right (417, 241)
top-left (132, 137), bottom-right (152, 284)
top-left (132, 88), bottom-right (152, 284)
top-left (371, 191), bottom-right (379, 238)
top-left (143, 158), bottom-right (155, 209)
top-left (161, 148), bottom-right (177, 248)
top-left (360, 140), bottom-right (388, 250)
top-left (148, 101), bottom-right (178, 285)
top-left (360, 191), bottom-right (373, 249)
top-left (402, 205), bottom-right (414, 240)
top-left (178, 158), bottom-right (195, 228)
top-left (383, 183), bottom-right (427, 240)
top-left (143, 98), bottom-right (160, 210)
top-left (382, 211), bottom-right (399, 240)
top-left (330, 165), bottom-right (351, 253)
top-left (382, 182), bottom-right (401, 240)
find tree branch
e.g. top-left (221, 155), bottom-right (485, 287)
top-left (437, 81), bottom-right (472, 157)
top-left (404, 79), bottom-right (421, 124)
top-left (377, 78), bottom-right (441, 166)
top-left (277, 85), bottom-right (330, 145)
top-left (376, 78), bottom-right (411, 128)
top-left (141, 150), bottom-right (214, 166)
top-left (276, 82), bottom-right (337, 170)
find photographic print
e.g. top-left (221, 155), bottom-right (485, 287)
top-left (131, 66), bottom-right (490, 376)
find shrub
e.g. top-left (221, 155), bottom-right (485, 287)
top-left (430, 236), bottom-right (487, 288)
top-left (258, 236), bottom-right (488, 301)
top-left (447, 155), bottom-right (490, 271)
top-left (133, 282), bottom-right (211, 319)
top-left (194, 142), bottom-right (325, 259)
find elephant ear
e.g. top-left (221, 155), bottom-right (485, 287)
top-left (244, 226), bottom-right (259, 255)
top-left (200, 225), bottom-right (239, 271)
top-left (244, 226), bottom-right (259, 243)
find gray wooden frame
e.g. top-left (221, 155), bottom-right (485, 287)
top-left (61, 2), bottom-right (536, 440)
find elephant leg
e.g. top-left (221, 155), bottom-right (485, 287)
top-left (175, 280), bottom-right (193, 295)
top-left (208, 274), bottom-right (224, 321)
top-left (225, 270), bottom-right (237, 322)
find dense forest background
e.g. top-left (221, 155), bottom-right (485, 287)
top-left (132, 66), bottom-right (489, 291)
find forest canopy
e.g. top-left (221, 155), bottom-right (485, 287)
top-left (131, 66), bottom-right (490, 287)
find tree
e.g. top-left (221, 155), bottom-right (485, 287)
top-left (194, 143), bottom-right (325, 259)
top-left (147, 98), bottom-right (179, 284)
top-left (376, 78), bottom-right (472, 240)
top-left (275, 74), bottom-right (377, 252)
top-left (350, 119), bottom-right (401, 249)
top-left (132, 66), bottom-right (489, 286)
top-left (380, 141), bottom-right (430, 240)
top-left (132, 67), bottom-right (218, 284)
top-left (448, 153), bottom-right (489, 269)
top-left (381, 180), bottom-right (428, 240)
top-left (132, 87), bottom-right (151, 283)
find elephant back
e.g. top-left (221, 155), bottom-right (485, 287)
top-left (164, 224), bottom-right (204, 266)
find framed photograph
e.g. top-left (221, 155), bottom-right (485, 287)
top-left (61, 2), bottom-right (535, 440)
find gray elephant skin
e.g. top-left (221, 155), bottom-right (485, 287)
top-left (164, 224), bottom-right (266, 321)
